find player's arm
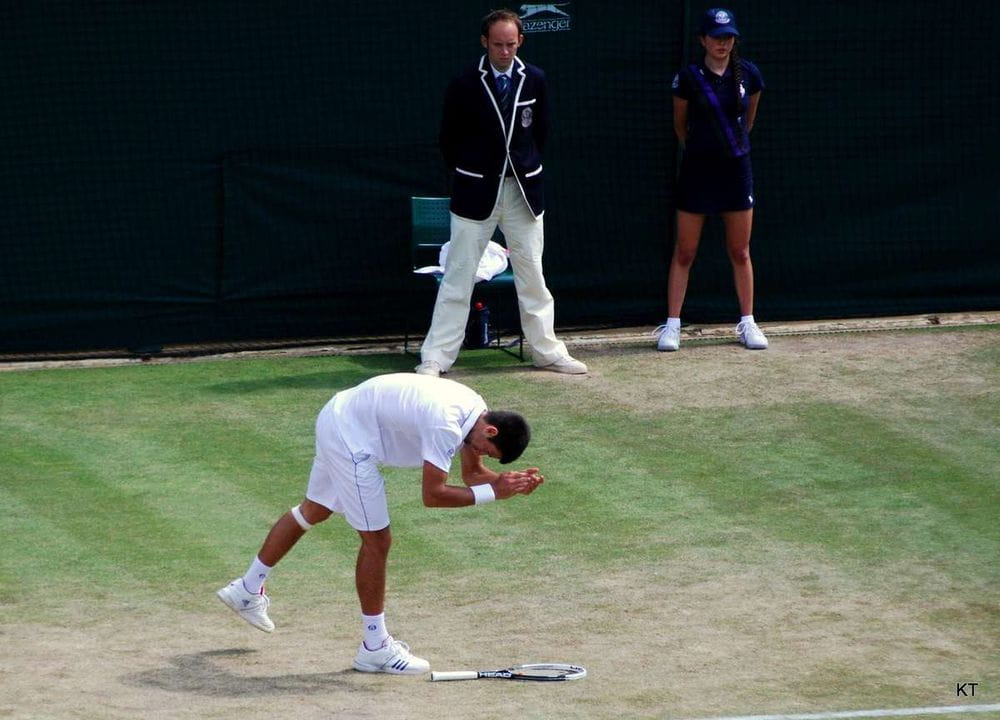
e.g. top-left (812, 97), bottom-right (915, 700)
top-left (459, 443), bottom-right (500, 486)
top-left (422, 460), bottom-right (479, 508)
top-left (459, 445), bottom-right (544, 497)
top-left (673, 96), bottom-right (688, 148)
top-left (745, 91), bottom-right (761, 133)
top-left (421, 452), bottom-right (544, 508)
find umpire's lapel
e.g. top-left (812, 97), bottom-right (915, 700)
top-left (478, 56), bottom-right (507, 141)
top-left (511, 56), bottom-right (527, 105)
top-left (507, 56), bottom-right (527, 144)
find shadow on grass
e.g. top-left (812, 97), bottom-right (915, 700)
top-left (203, 351), bottom-right (539, 394)
top-left (204, 355), bottom-right (415, 395)
top-left (122, 648), bottom-right (368, 697)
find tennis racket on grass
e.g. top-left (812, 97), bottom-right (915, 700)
top-left (431, 663), bottom-right (586, 682)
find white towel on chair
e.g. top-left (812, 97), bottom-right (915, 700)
top-left (414, 240), bottom-right (509, 281)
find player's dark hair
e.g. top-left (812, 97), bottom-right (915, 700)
top-left (481, 9), bottom-right (522, 38)
top-left (484, 410), bottom-right (531, 464)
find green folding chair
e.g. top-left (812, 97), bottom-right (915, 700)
top-left (405, 196), bottom-right (523, 359)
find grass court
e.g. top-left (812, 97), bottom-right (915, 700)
top-left (1, 323), bottom-right (997, 719)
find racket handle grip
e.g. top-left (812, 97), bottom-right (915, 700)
top-left (430, 671), bottom-right (479, 681)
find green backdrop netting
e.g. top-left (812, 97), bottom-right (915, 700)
top-left (1, 2), bottom-right (997, 352)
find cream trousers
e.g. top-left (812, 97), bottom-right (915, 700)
top-left (421, 178), bottom-right (568, 370)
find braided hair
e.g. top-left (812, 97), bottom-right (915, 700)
top-left (729, 39), bottom-right (748, 151)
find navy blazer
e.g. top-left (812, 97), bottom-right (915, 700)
top-left (439, 55), bottom-right (548, 221)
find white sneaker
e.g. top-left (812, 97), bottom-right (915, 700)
top-left (353, 636), bottom-right (430, 675)
top-left (736, 320), bottom-right (768, 350)
top-left (653, 324), bottom-right (680, 352)
top-left (537, 356), bottom-right (588, 374)
top-left (414, 360), bottom-right (443, 377)
top-left (216, 579), bottom-right (274, 633)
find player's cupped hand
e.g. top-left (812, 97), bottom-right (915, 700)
top-left (496, 468), bottom-right (544, 498)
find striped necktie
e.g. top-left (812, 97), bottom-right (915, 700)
top-left (496, 73), bottom-right (511, 116)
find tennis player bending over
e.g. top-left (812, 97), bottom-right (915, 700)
top-left (217, 373), bottom-right (542, 675)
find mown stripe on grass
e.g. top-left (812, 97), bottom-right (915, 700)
top-left (0, 418), bottom-right (282, 612)
top-left (664, 402), bottom-right (998, 574)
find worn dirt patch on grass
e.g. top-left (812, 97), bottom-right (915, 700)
top-left (535, 328), bottom-right (999, 415)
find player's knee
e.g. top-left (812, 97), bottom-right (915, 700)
top-left (359, 527), bottom-right (392, 555)
top-left (294, 500), bottom-right (332, 529)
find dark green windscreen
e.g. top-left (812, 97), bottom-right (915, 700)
top-left (1, 2), bottom-right (996, 353)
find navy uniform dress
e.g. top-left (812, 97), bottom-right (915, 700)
top-left (672, 58), bottom-right (764, 214)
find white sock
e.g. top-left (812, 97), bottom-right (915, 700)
top-left (242, 556), bottom-right (272, 595)
top-left (666, 317), bottom-right (681, 330)
top-left (362, 612), bottom-right (389, 650)
top-left (740, 314), bottom-right (755, 325)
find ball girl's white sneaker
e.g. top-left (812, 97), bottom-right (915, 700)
top-left (736, 320), bottom-right (769, 350)
top-left (653, 324), bottom-right (681, 352)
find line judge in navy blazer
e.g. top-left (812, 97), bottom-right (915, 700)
top-left (440, 46), bottom-right (547, 221)
top-left (416, 8), bottom-right (586, 377)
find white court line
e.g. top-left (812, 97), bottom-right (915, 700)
top-left (681, 704), bottom-right (1000, 720)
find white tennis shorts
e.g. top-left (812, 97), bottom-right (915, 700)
top-left (306, 409), bottom-right (389, 532)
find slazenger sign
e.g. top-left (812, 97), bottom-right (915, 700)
top-left (519, 3), bottom-right (572, 33)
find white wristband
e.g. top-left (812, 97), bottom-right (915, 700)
top-left (471, 484), bottom-right (496, 505)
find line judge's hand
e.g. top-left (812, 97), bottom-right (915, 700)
top-left (494, 468), bottom-right (544, 499)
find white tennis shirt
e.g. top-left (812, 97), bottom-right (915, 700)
top-left (326, 373), bottom-right (487, 472)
